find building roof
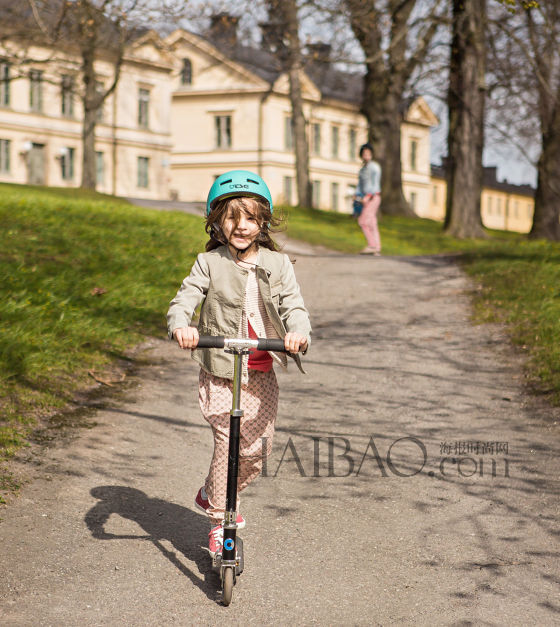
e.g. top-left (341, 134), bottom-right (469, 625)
top-left (304, 61), bottom-right (363, 104)
top-left (0, 0), bottom-right (147, 51)
top-left (226, 43), bottom-right (283, 85)
top-left (431, 163), bottom-right (535, 198)
top-left (174, 19), bottom-right (437, 125)
top-left (200, 38), bottom-right (367, 106)
top-left (197, 17), bottom-right (364, 105)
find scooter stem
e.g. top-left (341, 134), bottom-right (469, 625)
top-left (222, 350), bottom-right (244, 564)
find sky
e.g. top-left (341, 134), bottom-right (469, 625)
top-left (426, 97), bottom-right (538, 188)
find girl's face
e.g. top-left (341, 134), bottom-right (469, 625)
top-left (221, 198), bottom-right (262, 250)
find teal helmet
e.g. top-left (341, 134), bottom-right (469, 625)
top-left (206, 170), bottom-right (273, 216)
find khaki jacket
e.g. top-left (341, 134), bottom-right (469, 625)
top-left (167, 246), bottom-right (311, 380)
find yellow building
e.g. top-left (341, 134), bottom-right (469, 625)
top-left (400, 98), bottom-right (441, 218)
top-left (0, 15), bottom-right (439, 213)
top-left (0, 32), bottom-right (174, 199)
top-left (430, 164), bottom-right (535, 233)
top-left (164, 23), bottom-right (438, 213)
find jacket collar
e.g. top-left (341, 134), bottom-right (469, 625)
top-left (221, 244), bottom-right (273, 277)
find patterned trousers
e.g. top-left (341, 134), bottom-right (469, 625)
top-left (198, 368), bottom-right (279, 525)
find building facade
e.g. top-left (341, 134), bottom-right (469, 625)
top-left (430, 165), bottom-right (535, 233)
top-left (0, 32), bottom-right (174, 199)
top-left (165, 27), bottom-right (438, 214)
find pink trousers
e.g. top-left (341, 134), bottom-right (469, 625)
top-left (358, 193), bottom-right (381, 252)
top-left (198, 368), bottom-right (278, 525)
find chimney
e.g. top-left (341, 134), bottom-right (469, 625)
top-left (259, 21), bottom-right (284, 53)
top-left (307, 42), bottom-right (332, 63)
top-left (483, 166), bottom-right (498, 184)
top-left (208, 13), bottom-right (239, 47)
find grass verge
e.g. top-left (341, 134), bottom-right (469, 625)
top-left (0, 183), bottom-right (207, 494)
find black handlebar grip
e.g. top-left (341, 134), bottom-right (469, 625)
top-left (196, 335), bottom-right (225, 349)
top-left (257, 338), bottom-right (287, 352)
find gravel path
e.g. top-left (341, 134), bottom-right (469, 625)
top-left (1, 243), bottom-right (559, 626)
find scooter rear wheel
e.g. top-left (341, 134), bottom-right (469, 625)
top-left (222, 566), bottom-right (234, 606)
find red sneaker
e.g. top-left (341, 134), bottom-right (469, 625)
top-left (194, 487), bottom-right (210, 513)
top-left (230, 513), bottom-right (246, 529)
top-left (208, 525), bottom-right (223, 557)
top-left (195, 487), bottom-right (246, 528)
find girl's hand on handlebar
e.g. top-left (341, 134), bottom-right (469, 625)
top-left (173, 326), bottom-right (199, 349)
top-left (284, 332), bottom-right (308, 354)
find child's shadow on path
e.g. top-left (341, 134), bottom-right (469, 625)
top-left (85, 486), bottom-right (218, 602)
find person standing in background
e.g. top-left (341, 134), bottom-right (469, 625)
top-left (354, 143), bottom-right (382, 255)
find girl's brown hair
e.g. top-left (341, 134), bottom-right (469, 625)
top-left (205, 196), bottom-right (283, 252)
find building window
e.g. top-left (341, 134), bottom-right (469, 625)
top-left (527, 203), bottom-right (532, 218)
top-left (215, 115), bottom-right (232, 148)
top-left (138, 88), bottom-right (150, 128)
top-left (312, 180), bottom-right (321, 208)
top-left (349, 128), bottom-right (357, 160)
top-left (432, 185), bottom-right (438, 204)
top-left (0, 61), bottom-right (10, 107)
top-left (331, 125), bottom-right (339, 159)
top-left (331, 182), bottom-right (339, 211)
top-left (410, 140), bottom-right (418, 171)
top-left (60, 147), bottom-right (75, 180)
top-left (29, 70), bottom-right (43, 112)
top-left (312, 123), bottom-right (321, 156)
top-left (137, 156), bottom-right (149, 188)
top-left (96, 151), bottom-right (104, 185)
top-left (513, 200), bottom-right (519, 218)
top-left (496, 197), bottom-right (502, 215)
top-left (61, 75), bottom-right (74, 117)
top-left (409, 191), bottom-right (417, 211)
top-left (0, 139), bottom-right (11, 172)
top-left (181, 58), bottom-right (192, 85)
top-left (283, 176), bottom-right (293, 204)
top-left (487, 196), bottom-right (492, 215)
top-left (284, 116), bottom-right (294, 151)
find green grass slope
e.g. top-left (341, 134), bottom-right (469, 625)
top-left (0, 184), bottom-right (207, 473)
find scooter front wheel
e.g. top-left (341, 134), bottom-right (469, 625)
top-left (222, 566), bottom-right (234, 606)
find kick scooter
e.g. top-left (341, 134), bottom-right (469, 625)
top-left (196, 335), bottom-right (287, 606)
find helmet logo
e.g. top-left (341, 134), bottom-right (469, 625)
top-left (229, 183), bottom-right (250, 189)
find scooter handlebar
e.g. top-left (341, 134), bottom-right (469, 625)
top-left (255, 338), bottom-right (287, 352)
top-left (195, 336), bottom-right (289, 353)
top-left (196, 335), bottom-right (225, 349)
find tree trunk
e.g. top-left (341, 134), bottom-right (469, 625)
top-left (363, 88), bottom-right (415, 216)
top-left (273, 0), bottom-right (311, 208)
top-left (80, 44), bottom-right (97, 190)
top-left (288, 64), bottom-right (311, 208)
top-left (347, 0), bottom-right (427, 218)
top-left (530, 127), bottom-right (560, 240)
top-left (382, 111), bottom-right (412, 216)
top-left (529, 54), bottom-right (560, 240)
top-left (445, 0), bottom-right (486, 238)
